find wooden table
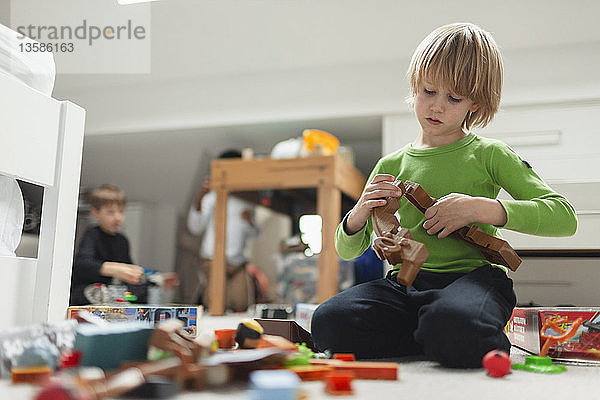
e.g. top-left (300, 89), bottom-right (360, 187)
top-left (208, 155), bottom-right (366, 315)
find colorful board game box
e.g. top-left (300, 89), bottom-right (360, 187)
top-left (67, 305), bottom-right (202, 336)
top-left (295, 303), bottom-right (318, 332)
top-left (507, 307), bottom-right (600, 364)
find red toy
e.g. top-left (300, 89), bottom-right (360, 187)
top-left (324, 371), bottom-right (354, 395)
top-left (482, 350), bottom-right (511, 377)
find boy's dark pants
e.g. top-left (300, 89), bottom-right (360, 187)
top-left (311, 266), bottom-right (516, 368)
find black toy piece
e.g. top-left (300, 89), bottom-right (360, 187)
top-left (235, 319), bottom-right (264, 349)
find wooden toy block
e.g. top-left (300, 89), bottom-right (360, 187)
top-left (254, 319), bottom-right (315, 350)
top-left (402, 180), bottom-right (522, 271)
top-left (310, 359), bottom-right (399, 380)
top-left (324, 370), bottom-right (354, 395)
top-left (248, 369), bottom-right (300, 400)
top-left (288, 365), bottom-right (333, 381)
top-left (402, 180), bottom-right (436, 213)
top-left (214, 329), bottom-right (237, 349)
top-left (370, 180), bottom-right (429, 286)
top-left (149, 319), bottom-right (201, 363)
top-left (333, 353), bottom-right (355, 362)
top-left (256, 334), bottom-right (299, 351)
top-left (371, 179), bottom-right (404, 238)
top-left (11, 365), bottom-right (52, 384)
top-left (455, 225), bottom-right (522, 271)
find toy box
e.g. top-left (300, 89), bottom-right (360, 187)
top-left (67, 305), bottom-right (202, 336)
top-left (507, 307), bottom-right (600, 364)
top-left (295, 303), bottom-right (318, 332)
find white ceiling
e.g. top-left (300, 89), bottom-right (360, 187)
top-left (54, 0), bottom-right (600, 91)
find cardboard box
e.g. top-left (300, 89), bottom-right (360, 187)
top-left (507, 307), bottom-right (600, 363)
top-left (67, 305), bottom-right (202, 336)
top-left (295, 303), bottom-right (318, 332)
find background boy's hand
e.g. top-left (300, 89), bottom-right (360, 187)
top-left (423, 193), bottom-right (507, 238)
top-left (101, 262), bottom-right (145, 284)
top-left (161, 272), bottom-right (179, 289)
top-left (194, 177), bottom-right (211, 211)
top-left (346, 174), bottom-right (403, 235)
top-left (241, 209), bottom-right (253, 225)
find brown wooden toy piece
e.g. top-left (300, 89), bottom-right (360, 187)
top-left (370, 180), bottom-right (429, 286)
top-left (402, 180), bottom-right (522, 271)
top-left (371, 179), bottom-right (405, 238)
top-left (149, 319), bottom-right (203, 363)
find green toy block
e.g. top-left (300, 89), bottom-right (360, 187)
top-left (512, 356), bottom-right (567, 374)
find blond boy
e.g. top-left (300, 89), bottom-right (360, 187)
top-left (311, 23), bottom-right (577, 368)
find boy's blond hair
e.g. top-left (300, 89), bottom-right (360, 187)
top-left (89, 184), bottom-right (126, 210)
top-left (406, 22), bottom-right (503, 130)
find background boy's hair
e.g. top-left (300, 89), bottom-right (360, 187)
top-left (89, 184), bottom-right (126, 210)
top-left (406, 22), bottom-right (503, 130)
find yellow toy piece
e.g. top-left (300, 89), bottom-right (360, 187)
top-left (302, 129), bottom-right (340, 156)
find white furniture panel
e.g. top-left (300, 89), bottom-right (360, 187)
top-left (511, 258), bottom-right (600, 306)
top-left (0, 73), bottom-right (85, 328)
top-left (0, 74), bottom-right (60, 186)
top-left (0, 257), bottom-right (36, 326)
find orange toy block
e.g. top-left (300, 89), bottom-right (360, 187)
top-left (333, 354), bottom-right (355, 362)
top-left (310, 359), bottom-right (399, 380)
top-left (11, 366), bottom-right (52, 384)
top-left (325, 371), bottom-right (354, 395)
top-left (289, 365), bottom-right (333, 381)
top-left (256, 334), bottom-right (298, 351)
top-left (214, 329), bottom-right (237, 349)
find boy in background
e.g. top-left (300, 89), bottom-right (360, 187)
top-left (311, 23), bottom-right (577, 368)
top-left (70, 184), bottom-right (178, 306)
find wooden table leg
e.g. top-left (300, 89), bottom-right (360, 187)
top-left (209, 190), bottom-right (228, 316)
top-left (317, 184), bottom-right (341, 302)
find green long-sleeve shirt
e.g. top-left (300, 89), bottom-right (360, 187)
top-left (335, 133), bottom-right (577, 273)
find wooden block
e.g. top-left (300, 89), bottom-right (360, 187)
top-left (288, 365), bottom-right (333, 381)
top-left (310, 359), bottom-right (399, 380)
top-left (324, 370), bottom-right (354, 395)
top-left (403, 181), bottom-right (522, 271)
top-left (256, 334), bottom-right (298, 351)
top-left (214, 329), bottom-right (237, 349)
top-left (11, 366), bottom-right (52, 384)
top-left (333, 353), bottom-right (355, 362)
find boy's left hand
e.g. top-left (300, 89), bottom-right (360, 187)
top-left (423, 193), bottom-right (478, 238)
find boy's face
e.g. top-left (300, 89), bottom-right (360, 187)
top-left (91, 203), bottom-right (125, 235)
top-left (414, 80), bottom-right (480, 144)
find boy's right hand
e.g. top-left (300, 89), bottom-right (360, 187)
top-left (346, 174), bottom-right (404, 235)
top-left (101, 262), bottom-right (144, 284)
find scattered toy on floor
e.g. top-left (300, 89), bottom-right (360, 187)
top-left (236, 319), bottom-right (264, 349)
top-left (512, 355), bottom-right (567, 374)
top-left (482, 350), bottom-right (511, 377)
